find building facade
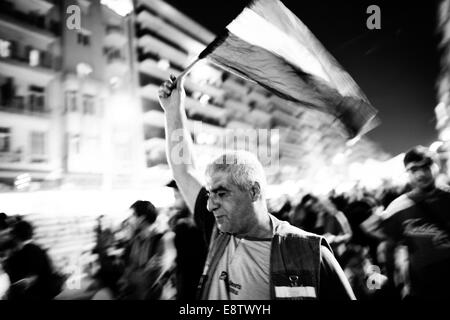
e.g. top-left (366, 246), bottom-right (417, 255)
top-left (133, 0), bottom-right (388, 188)
top-left (0, 0), bottom-right (146, 191)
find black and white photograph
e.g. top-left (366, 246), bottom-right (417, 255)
top-left (0, 0), bottom-right (449, 309)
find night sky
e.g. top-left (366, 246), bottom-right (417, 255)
top-left (165, 0), bottom-right (442, 156)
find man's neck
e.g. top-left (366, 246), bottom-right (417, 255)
top-left (417, 183), bottom-right (436, 194)
top-left (236, 207), bottom-right (273, 240)
top-left (409, 183), bottom-right (437, 201)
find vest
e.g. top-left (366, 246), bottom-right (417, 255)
top-left (197, 214), bottom-right (330, 300)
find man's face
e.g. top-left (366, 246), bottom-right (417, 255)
top-left (129, 210), bottom-right (145, 231)
top-left (205, 171), bottom-right (254, 234)
top-left (407, 162), bottom-right (436, 190)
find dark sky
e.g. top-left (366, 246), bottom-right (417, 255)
top-left (165, 0), bottom-right (442, 156)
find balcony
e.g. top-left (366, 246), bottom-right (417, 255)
top-left (138, 34), bottom-right (189, 69)
top-left (0, 1), bottom-right (60, 45)
top-left (136, 10), bottom-right (205, 55)
top-left (104, 25), bottom-right (127, 48)
top-left (0, 97), bottom-right (50, 117)
top-left (0, 51), bottom-right (60, 83)
top-left (105, 55), bottom-right (128, 78)
top-left (10, 0), bottom-right (55, 15)
top-left (0, 150), bottom-right (22, 164)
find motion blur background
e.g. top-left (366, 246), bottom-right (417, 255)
top-left (0, 0), bottom-right (449, 299)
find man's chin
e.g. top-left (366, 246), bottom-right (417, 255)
top-left (216, 223), bottom-right (230, 233)
top-left (416, 182), bottom-right (435, 191)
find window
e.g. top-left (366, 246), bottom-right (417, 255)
top-left (104, 47), bottom-right (123, 63)
top-left (30, 131), bottom-right (47, 163)
top-left (82, 94), bottom-right (95, 115)
top-left (29, 85), bottom-right (45, 113)
top-left (0, 127), bottom-right (10, 152)
top-left (65, 90), bottom-right (77, 112)
top-left (29, 49), bottom-right (40, 67)
top-left (77, 31), bottom-right (91, 46)
top-left (0, 40), bottom-right (11, 58)
top-left (69, 134), bottom-right (80, 155)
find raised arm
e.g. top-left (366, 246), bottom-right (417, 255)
top-left (158, 75), bottom-right (202, 213)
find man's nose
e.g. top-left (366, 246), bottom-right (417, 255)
top-left (414, 169), bottom-right (427, 178)
top-left (207, 195), bottom-right (219, 212)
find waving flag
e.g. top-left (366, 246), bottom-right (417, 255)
top-left (190, 0), bottom-right (378, 138)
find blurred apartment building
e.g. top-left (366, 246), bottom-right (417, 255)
top-left (0, 0), bottom-right (145, 192)
top-left (0, 0), bottom-right (388, 194)
top-left (0, 0), bottom-right (62, 191)
top-left (0, 0), bottom-right (390, 276)
top-left (134, 0), bottom-right (388, 187)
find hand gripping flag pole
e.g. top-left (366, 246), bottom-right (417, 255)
top-left (176, 0), bottom-right (379, 139)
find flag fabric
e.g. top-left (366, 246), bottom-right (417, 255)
top-left (198, 0), bottom-right (378, 138)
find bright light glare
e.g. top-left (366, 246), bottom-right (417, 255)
top-left (101, 0), bottom-right (133, 16)
top-left (189, 60), bottom-right (218, 84)
top-left (157, 59), bottom-right (170, 70)
top-left (199, 94), bottom-right (210, 105)
top-left (430, 141), bottom-right (443, 153)
top-left (440, 128), bottom-right (450, 141)
top-left (332, 153), bottom-right (346, 165)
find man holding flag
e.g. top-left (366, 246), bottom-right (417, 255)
top-left (158, 75), bottom-right (355, 300)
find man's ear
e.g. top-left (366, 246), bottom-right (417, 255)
top-left (250, 182), bottom-right (262, 201)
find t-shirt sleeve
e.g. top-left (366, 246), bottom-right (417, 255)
top-left (194, 187), bottom-right (216, 245)
top-left (379, 202), bottom-right (404, 242)
top-left (319, 245), bottom-right (356, 300)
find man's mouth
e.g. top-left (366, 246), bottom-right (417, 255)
top-left (215, 215), bottom-right (226, 222)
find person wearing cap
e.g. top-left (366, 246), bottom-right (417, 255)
top-left (362, 146), bottom-right (450, 299)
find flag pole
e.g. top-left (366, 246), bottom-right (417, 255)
top-left (175, 58), bottom-right (202, 83)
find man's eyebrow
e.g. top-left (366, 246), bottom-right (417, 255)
top-left (408, 164), bottom-right (430, 170)
top-left (210, 186), bottom-right (230, 193)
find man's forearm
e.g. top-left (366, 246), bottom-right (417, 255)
top-left (159, 76), bottom-right (203, 212)
top-left (165, 105), bottom-right (196, 173)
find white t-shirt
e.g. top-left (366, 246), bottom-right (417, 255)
top-left (207, 236), bottom-right (271, 300)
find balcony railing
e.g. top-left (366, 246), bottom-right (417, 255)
top-left (0, 150), bottom-right (22, 163)
top-left (106, 25), bottom-right (124, 34)
top-left (0, 97), bottom-right (50, 116)
top-left (0, 50), bottom-right (61, 71)
top-left (0, 1), bottom-right (61, 36)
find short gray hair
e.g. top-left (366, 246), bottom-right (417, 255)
top-left (205, 150), bottom-right (267, 197)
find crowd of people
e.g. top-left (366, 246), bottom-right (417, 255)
top-left (1, 75), bottom-right (450, 300)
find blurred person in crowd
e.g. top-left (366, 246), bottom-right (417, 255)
top-left (0, 213), bottom-right (11, 300)
top-left (0, 258), bottom-right (10, 300)
top-left (158, 75), bottom-right (355, 300)
top-left (291, 194), bottom-right (353, 259)
top-left (119, 200), bottom-right (177, 300)
top-left (329, 190), bottom-right (350, 213)
top-left (271, 194), bottom-right (292, 221)
top-left (89, 215), bottom-right (124, 299)
top-left (4, 220), bottom-right (63, 300)
top-left (362, 146), bottom-right (450, 299)
top-left (344, 197), bottom-right (381, 263)
top-left (167, 179), bottom-right (207, 300)
top-left (0, 213), bottom-right (13, 255)
top-left (0, 213), bottom-right (8, 231)
top-left (375, 241), bottom-right (405, 300)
